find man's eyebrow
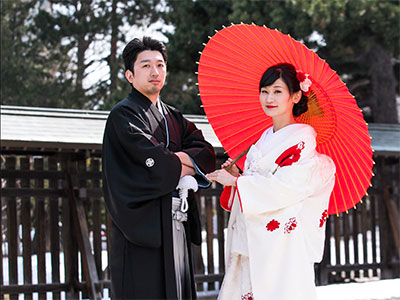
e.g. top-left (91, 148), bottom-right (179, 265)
top-left (138, 59), bottom-right (165, 64)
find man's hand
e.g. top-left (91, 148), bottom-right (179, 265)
top-left (181, 164), bottom-right (195, 178)
top-left (176, 152), bottom-right (195, 178)
top-left (175, 152), bottom-right (193, 168)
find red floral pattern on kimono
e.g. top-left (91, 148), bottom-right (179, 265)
top-left (273, 142), bottom-right (304, 174)
top-left (284, 217), bottom-right (297, 234)
top-left (241, 292), bottom-right (254, 300)
top-left (319, 209), bottom-right (328, 227)
top-left (266, 219), bottom-right (280, 232)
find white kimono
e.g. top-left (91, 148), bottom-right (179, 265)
top-left (218, 124), bottom-right (336, 300)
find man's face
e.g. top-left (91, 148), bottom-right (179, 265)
top-left (126, 50), bottom-right (166, 100)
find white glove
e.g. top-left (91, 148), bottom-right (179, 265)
top-left (176, 175), bottom-right (198, 212)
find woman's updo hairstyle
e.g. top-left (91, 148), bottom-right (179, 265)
top-left (259, 63), bottom-right (308, 117)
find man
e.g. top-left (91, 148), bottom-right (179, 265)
top-left (102, 36), bottom-right (216, 299)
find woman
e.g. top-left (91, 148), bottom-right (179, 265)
top-left (206, 63), bottom-right (336, 300)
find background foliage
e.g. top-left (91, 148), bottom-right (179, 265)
top-left (1, 0), bottom-right (399, 122)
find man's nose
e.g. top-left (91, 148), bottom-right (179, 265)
top-left (151, 66), bottom-right (159, 76)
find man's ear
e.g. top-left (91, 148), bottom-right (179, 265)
top-left (125, 70), bottom-right (134, 83)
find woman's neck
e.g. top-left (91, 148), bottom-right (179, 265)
top-left (272, 115), bottom-right (296, 132)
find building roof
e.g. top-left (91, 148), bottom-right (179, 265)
top-left (0, 105), bottom-right (221, 151)
top-left (1, 105), bottom-right (399, 155)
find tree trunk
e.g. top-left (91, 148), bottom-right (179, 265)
top-left (109, 0), bottom-right (118, 93)
top-left (74, 0), bottom-right (92, 107)
top-left (76, 36), bottom-right (88, 98)
top-left (368, 43), bottom-right (398, 123)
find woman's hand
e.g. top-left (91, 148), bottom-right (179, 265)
top-left (206, 169), bottom-right (237, 187)
top-left (221, 158), bottom-right (240, 177)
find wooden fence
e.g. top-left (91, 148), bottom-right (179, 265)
top-left (1, 151), bottom-right (399, 299)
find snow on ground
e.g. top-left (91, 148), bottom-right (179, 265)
top-left (3, 233), bottom-right (399, 300)
top-left (2, 253), bottom-right (399, 300)
top-left (316, 278), bottom-right (400, 300)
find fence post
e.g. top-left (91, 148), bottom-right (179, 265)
top-left (20, 157), bottom-right (33, 300)
top-left (380, 157), bottom-right (400, 277)
top-left (61, 158), bottom-right (79, 300)
top-left (66, 171), bottom-right (102, 300)
top-left (5, 157), bottom-right (18, 300)
top-left (49, 157), bottom-right (61, 300)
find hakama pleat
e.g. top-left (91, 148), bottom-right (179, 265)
top-left (172, 197), bottom-right (193, 300)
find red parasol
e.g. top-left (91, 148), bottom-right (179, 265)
top-left (197, 23), bottom-right (374, 215)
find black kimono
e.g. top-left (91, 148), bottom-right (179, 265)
top-left (102, 87), bottom-right (216, 299)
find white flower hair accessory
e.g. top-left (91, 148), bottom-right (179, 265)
top-left (296, 70), bottom-right (312, 95)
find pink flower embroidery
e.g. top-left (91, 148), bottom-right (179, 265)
top-left (284, 217), bottom-right (297, 234)
top-left (266, 219), bottom-right (280, 232)
top-left (241, 292), bottom-right (254, 300)
top-left (319, 209), bottom-right (328, 228)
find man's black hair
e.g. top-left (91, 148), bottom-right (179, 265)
top-left (122, 36), bottom-right (168, 75)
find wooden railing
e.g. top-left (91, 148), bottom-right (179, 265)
top-left (1, 151), bottom-right (399, 299)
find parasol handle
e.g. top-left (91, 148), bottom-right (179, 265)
top-left (207, 146), bottom-right (251, 183)
top-left (222, 145), bottom-right (251, 171)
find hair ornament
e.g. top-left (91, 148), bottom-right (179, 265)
top-left (296, 70), bottom-right (312, 95)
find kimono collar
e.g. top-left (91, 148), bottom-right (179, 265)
top-left (128, 87), bottom-right (167, 128)
top-left (127, 87), bottom-right (170, 145)
top-left (245, 124), bottom-right (317, 172)
top-left (128, 87), bottom-right (155, 108)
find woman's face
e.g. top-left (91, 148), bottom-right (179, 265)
top-left (259, 78), bottom-right (299, 119)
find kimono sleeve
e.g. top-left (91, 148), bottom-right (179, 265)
top-left (179, 114), bottom-right (216, 174)
top-left (237, 143), bottom-right (336, 215)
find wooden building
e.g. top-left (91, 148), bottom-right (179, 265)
top-left (1, 105), bottom-right (399, 299)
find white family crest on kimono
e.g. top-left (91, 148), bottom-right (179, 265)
top-left (218, 123), bottom-right (336, 300)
